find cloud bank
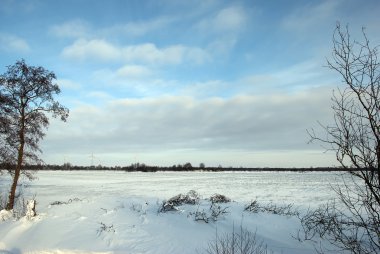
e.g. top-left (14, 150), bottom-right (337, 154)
top-left (41, 87), bottom-right (335, 167)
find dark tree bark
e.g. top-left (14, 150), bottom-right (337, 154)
top-left (0, 59), bottom-right (69, 210)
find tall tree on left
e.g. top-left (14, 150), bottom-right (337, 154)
top-left (0, 59), bottom-right (69, 210)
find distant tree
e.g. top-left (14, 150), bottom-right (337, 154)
top-left (0, 59), bottom-right (69, 210)
top-left (183, 162), bottom-right (192, 170)
top-left (63, 162), bottom-right (72, 170)
top-left (305, 23), bottom-right (380, 253)
top-left (199, 162), bottom-right (205, 169)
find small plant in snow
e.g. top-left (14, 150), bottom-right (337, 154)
top-left (0, 209), bottom-right (13, 221)
top-left (158, 200), bottom-right (180, 213)
top-left (245, 200), bottom-right (298, 217)
top-left (12, 197), bottom-right (27, 219)
top-left (210, 203), bottom-right (229, 221)
top-left (158, 190), bottom-right (201, 213)
top-left (168, 190), bottom-right (201, 206)
top-left (0, 197), bottom-right (36, 220)
top-left (130, 203), bottom-right (143, 213)
top-left (0, 193), bottom-right (7, 211)
top-left (50, 197), bottom-right (83, 206)
top-left (210, 194), bottom-right (231, 204)
top-left (190, 203), bottom-right (230, 223)
top-left (25, 199), bottom-right (36, 220)
top-left (245, 200), bottom-right (260, 213)
top-left (193, 208), bottom-right (210, 223)
top-left (204, 226), bottom-right (272, 254)
top-left (130, 202), bottom-right (148, 215)
top-left (97, 222), bottom-right (115, 235)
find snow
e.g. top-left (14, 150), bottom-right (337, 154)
top-left (25, 200), bottom-right (36, 220)
top-left (0, 171), bottom-right (346, 254)
top-left (0, 210), bottom-right (13, 222)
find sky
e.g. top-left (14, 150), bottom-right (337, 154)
top-left (1, 0), bottom-right (380, 168)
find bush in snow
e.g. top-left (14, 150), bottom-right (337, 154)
top-left (130, 202), bottom-right (148, 215)
top-left (50, 197), bottom-right (83, 206)
top-left (191, 203), bottom-right (230, 223)
top-left (25, 199), bottom-right (36, 220)
top-left (168, 190), bottom-right (200, 206)
top-left (97, 222), bottom-right (115, 235)
top-left (210, 203), bottom-right (229, 221)
top-left (0, 193), bottom-right (6, 211)
top-left (0, 198), bottom-right (35, 221)
top-left (244, 200), bottom-right (260, 213)
top-left (210, 194), bottom-right (231, 204)
top-left (192, 208), bottom-right (209, 223)
top-left (0, 209), bottom-right (13, 221)
top-left (0, 190), bottom-right (37, 220)
top-left (244, 200), bottom-right (298, 217)
top-left (159, 190), bottom-right (201, 213)
top-left (12, 197), bottom-right (28, 219)
top-left (204, 226), bottom-right (272, 254)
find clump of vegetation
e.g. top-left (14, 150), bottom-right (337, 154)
top-left (204, 226), bottom-right (272, 254)
top-left (159, 191), bottom-right (231, 222)
top-left (245, 200), bottom-right (298, 217)
top-left (97, 222), bottom-right (115, 235)
top-left (159, 190), bottom-right (200, 213)
top-left (0, 193), bottom-right (6, 211)
top-left (210, 194), bottom-right (231, 204)
top-left (50, 197), bottom-right (83, 206)
top-left (0, 196), bottom-right (36, 220)
top-left (191, 203), bottom-right (230, 223)
top-left (130, 202), bottom-right (148, 215)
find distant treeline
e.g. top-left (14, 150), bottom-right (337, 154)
top-left (1, 162), bottom-right (348, 172)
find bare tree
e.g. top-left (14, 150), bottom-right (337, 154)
top-left (305, 23), bottom-right (380, 253)
top-left (0, 59), bottom-right (69, 210)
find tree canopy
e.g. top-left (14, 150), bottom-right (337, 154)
top-left (0, 59), bottom-right (69, 209)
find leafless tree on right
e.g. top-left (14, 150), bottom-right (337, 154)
top-left (304, 23), bottom-right (380, 253)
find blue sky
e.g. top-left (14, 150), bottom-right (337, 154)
top-left (1, 0), bottom-right (379, 167)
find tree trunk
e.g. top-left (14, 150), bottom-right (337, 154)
top-left (377, 143), bottom-right (380, 186)
top-left (6, 108), bottom-right (25, 210)
top-left (6, 143), bottom-right (24, 210)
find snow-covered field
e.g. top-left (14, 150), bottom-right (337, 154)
top-left (0, 171), bottom-right (346, 254)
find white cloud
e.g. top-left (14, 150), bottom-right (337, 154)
top-left (90, 68), bottom-right (181, 97)
top-left (282, 1), bottom-right (341, 32)
top-left (194, 5), bottom-right (248, 56)
top-left (62, 39), bottom-right (119, 61)
top-left (50, 19), bottom-right (90, 38)
top-left (86, 59), bottom-right (335, 100)
top-left (239, 60), bottom-right (338, 94)
top-left (0, 0), bottom-right (40, 14)
top-left (0, 33), bottom-right (30, 52)
top-left (62, 39), bottom-right (210, 65)
top-left (213, 6), bottom-right (247, 32)
top-left (86, 91), bottom-right (114, 101)
top-left (51, 17), bottom-right (173, 39)
top-left (57, 79), bottom-right (82, 90)
top-left (167, 61), bottom-right (337, 99)
top-left (121, 43), bottom-right (210, 65)
top-left (41, 87), bottom-right (335, 167)
top-left (207, 37), bottom-right (237, 55)
top-left (105, 16), bottom-right (173, 37)
top-left (116, 65), bottom-right (151, 78)
top-left (197, 5), bottom-right (247, 34)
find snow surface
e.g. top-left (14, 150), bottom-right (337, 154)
top-left (0, 171), bottom-right (347, 254)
